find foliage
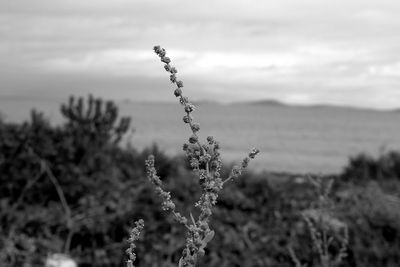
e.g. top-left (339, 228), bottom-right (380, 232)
top-left (341, 151), bottom-right (400, 183)
top-left (289, 176), bottom-right (348, 267)
top-left (0, 96), bottom-right (141, 266)
top-left (0, 93), bottom-right (400, 266)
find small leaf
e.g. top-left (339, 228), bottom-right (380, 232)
top-left (200, 230), bottom-right (215, 248)
top-left (198, 248), bottom-right (205, 257)
top-left (190, 212), bottom-right (196, 226)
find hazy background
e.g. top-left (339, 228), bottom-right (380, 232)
top-left (1, 0), bottom-right (400, 173)
top-left (1, 0), bottom-right (400, 108)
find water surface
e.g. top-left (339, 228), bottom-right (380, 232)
top-left (1, 97), bottom-right (399, 174)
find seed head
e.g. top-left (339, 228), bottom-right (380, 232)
top-left (207, 136), bottom-right (214, 144)
top-left (183, 115), bottom-right (191, 123)
top-left (164, 64), bottom-right (171, 72)
top-left (180, 96), bottom-right (189, 105)
top-left (189, 134), bottom-right (198, 144)
top-left (174, 88), bottom-right (182, 97)
top-left (190, 158), bottom-right (200, 169)
top-left (191, 123), bottom-right (200, 132)
top-left (241, 157), bottom-right (250, 169)
top-left (183, 143), bottom-right (189, 151)
top-left (231, 165), bottom-right (242, 178)
top-left (185, 104), bottom-right (195, 113)
top-left (200, 154), bottom-right (211, 164)
top-left (210, 160), bottom-right (219, 170)
top-left (161, 57), bottom-right (171, 64)
top-left (214, 142), bottom-right (220, 150)
top-left (153, 45), bottom-right (161, 53)
top-left (159, 49), bottom-right (166, 57)
top-left (249, 148), bottom-right (260, 159)
top-left (162, 201), bottom-right (175, 211)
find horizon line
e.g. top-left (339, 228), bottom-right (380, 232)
top-left (0, 94), bottom-right (398, 112)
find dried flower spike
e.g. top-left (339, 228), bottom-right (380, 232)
top-left (126, 219), bottom-right (144, 267)
top-left (151, 45), bottom-right (260, 267)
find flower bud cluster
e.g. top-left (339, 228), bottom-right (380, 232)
top-left (249, 148), bottom-right (260, 159)
top-left (154, 45), bottom-right (201, 152)
top-left (154, 46), bottom-right (188, 107)
top-left (179, 136), bottom-right (224, 267)
top-left (183, 115), bottom-right (191, 123)
top-left (126, 219), bottom-right (144, 267)
top-left (222, 148), bottom-right (260, 185)
top-left (184, 104), bottom-right (195, 113)
top-left (145, 155), bottom-right (188, 226)
top-left (189, 135), bottom-right (198, 144)
top-left (174, 88), bottom-right (182, 97)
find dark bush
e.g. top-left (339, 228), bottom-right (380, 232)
top-left (342, 151), bottom-right (400, 183)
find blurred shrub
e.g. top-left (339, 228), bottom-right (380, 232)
top-left (336, 151), bottom-right (400, 266)
top-left (341, 151), bottom-right (400, 183)
top-left (0, 96), bottom-right (144, 266)
top-left (1, 97), bottom-right (400, 267)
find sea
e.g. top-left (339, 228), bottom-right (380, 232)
top-left (1, 96), bottom-right (400, 174)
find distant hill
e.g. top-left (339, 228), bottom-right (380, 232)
top-left (235, 99), bottom-right (395, 113)
top-left (234, 99), bottom-right (287, 106)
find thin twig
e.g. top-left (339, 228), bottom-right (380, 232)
top-left (11, 160), bottom-right (45, 213)
top-left (42, 160), bottom-right (74, 253)
top-left (29, 149), bottom-right (74, 253)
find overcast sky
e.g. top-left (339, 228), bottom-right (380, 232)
top-left (1, 0), bottom-right (399, 109)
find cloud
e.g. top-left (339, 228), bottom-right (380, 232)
top-left (0, 0), bottom-right (399, 109)
top-left (368, 62), bottom-right (400, 77)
